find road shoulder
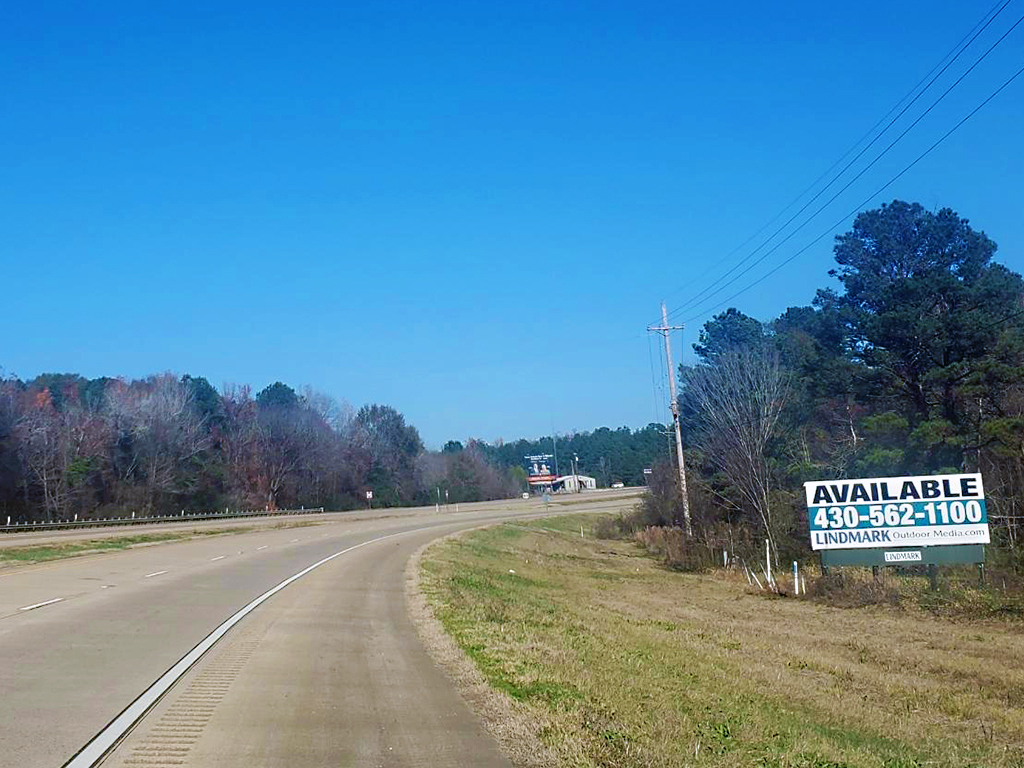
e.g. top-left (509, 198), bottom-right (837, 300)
top-left (405, 528), bottom-right (560, 768)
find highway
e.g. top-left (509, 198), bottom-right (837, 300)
top-left (0, 492), bottom-right (639, 767)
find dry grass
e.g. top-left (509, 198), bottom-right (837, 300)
top-left (0, 518), bottom-right (335, 568)
top-left (0, 526), bottom-right (261, 566)
top-left (418, 514), bottom-right (1024, 768)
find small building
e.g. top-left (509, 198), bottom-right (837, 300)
top-left (553, 474), bottom-right (597, 493)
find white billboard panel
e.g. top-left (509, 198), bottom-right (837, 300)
top-left (804, 473), bottom-right (989, 551)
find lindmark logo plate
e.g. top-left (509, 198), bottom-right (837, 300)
top-left (884, 550), bottom-right (923, 563)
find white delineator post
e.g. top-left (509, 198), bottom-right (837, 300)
top-left (793, 561), bottom-right (800, 595)
top-left (750, 568), bottom-right (763, 590)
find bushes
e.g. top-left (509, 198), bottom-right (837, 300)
top-left (591, 508), bottom-right (714, 571)
top-left (635, 526), bottom-right (719, 572)
top-left (593, 515), bottom-right (632, 540)
top-left (806, 571), bottom-right (902, 608)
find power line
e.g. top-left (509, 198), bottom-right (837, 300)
top-left (671, 7), bottom-right (1024, 323)
top-left (656, 0), bottom-right (1017, 325)
top-left (680, 59), bottom-right (1024, 324)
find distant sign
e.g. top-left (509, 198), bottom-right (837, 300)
top-left (643, 468), bottom-right (653, 475)
top-left (805, 473), bottom-right (989, 551)
top-left (365, 490), bottom-right (373, 500)
top-left (525, 454), bottom-right (557, 486)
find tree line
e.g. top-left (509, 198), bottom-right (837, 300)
top-left (642, 199), bottom-right (1024, 569)
top-left (0, 376), bottom-right (526, 522)
top-left (0, 372), bottom-right (671, 523)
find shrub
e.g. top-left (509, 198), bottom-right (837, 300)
top-left (635, 526), bottom-right (716, 572)
top-left (593, 515), bottom-right (631, 540)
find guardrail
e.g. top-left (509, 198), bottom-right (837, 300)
top-left (0, 507), bottom-right (327, 534)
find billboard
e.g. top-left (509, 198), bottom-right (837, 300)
top-left (804, 473), bottom-right (989, 551)
top-left (525, 454), bottom-right (557, 486)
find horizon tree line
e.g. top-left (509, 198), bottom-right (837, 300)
top-left (0, 373), bottom-right (669, 523)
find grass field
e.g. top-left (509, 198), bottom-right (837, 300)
top-left (419, 515), bottom-right (1024, 768)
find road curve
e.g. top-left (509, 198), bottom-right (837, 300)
top-left (0, 493), bottom-right (639, 767)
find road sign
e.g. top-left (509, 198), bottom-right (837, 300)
top-left (643, 468), bottom-right (653, 475)
top-left (805, 473), bottom-right (989, 551)
top-left (365, 491), bottom-right (373, 500)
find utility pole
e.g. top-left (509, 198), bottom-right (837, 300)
top-left (648, 301), bottom-right (692, 536)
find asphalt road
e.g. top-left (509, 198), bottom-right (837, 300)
top-left (0, 492), bottom-right (640, 767)
top-left (0, 493), bottom-right (640, 550)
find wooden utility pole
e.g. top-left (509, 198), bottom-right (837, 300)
top-left (648, 302), bottom-right (692, 535)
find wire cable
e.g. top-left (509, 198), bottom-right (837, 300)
top-left (674, 12), bottom-right (1024, 321)
top-left (680, 59), bottom-right (1024, 324)
top-left (657, 0), bottom-right (1016, 324)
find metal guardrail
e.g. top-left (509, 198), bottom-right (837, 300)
top-left (0, 507), bottom-right (327, 534)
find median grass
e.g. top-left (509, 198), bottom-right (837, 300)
top-left (0, 528), bottom-right (251, 565)
top-left (419, 515), bottom-right (1024, 768)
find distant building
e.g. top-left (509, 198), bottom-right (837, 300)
top-left (553, 475), bottom-right (596, 493)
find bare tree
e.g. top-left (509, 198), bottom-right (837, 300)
top-left (14, 387), bottom-right (107, 520)
top-left (300, 385), bottom-right (353, 432)
top-left (221, 384), bottom-right (327, 510)
top-left (684, 344), bottom-right (789, 567)
top-left (104, 375), bottom-right (209, 513)
top-left (15, 390), bottom-right (67, 520)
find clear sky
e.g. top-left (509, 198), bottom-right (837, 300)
top-left (2, 1), bottom-right (1022, 447)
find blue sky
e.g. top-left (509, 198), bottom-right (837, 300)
top-left (2, 1), bottom-right (1022, 447)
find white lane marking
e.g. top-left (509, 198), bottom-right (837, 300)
top-left (65, 528), bottom-right (411, 768)
top-left (19, 597), bottom-right (64, 612)
top-left (210, 556), bottom-right (225, 562)
top-left (290, 538), bottom-right (299, 543)
top-left (256, 545), bottom-right (268, 551)
top-left (144, 571), bottom-right (168, 579)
